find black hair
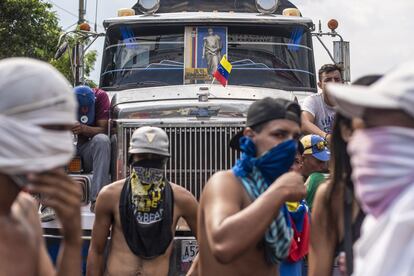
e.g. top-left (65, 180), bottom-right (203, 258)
top-left (318, 64), bottom-right (342, 82)
top-left (325, 74), bottom-right (382, 227)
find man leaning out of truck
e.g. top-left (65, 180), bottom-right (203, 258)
top-left (301, 64), bottom-right (343, 142)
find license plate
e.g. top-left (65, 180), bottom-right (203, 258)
top-left (181, 240), bottom-right (198, 263)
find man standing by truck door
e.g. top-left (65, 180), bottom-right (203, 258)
top-left (301, 64), bottom-right (343, 140)
top-left (87, 126), bottom-right (199, 276)
top-left (197, 98), bottom-right (306, 276)
top-left (72, 85), bottom-right (111, 211)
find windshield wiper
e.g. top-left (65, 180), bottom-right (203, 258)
top-left (112, 81), bottom-right (171, 90)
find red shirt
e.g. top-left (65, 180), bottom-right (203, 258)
top-left (93, 88), bottom-right (110, 122)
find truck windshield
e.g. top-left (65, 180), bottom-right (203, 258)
top-left (101, 24), bottom-right (315, 91)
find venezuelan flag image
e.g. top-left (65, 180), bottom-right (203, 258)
top-left (213, 55), bottom-right (232, 87)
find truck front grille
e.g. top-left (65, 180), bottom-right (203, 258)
top-left (123, 126), bottom-right (242, 199)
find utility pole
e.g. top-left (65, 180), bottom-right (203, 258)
top-left (74, 0), bottom-right (86, 85)
top-left (78, 0), bottom-right (85, 23)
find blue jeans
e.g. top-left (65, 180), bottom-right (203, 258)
top-left (77, 134), bottom-right (111, 201)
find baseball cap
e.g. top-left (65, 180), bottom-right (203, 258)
top-left (229, 97), bottom-right (301, 150)
top-left (327, 60), bottom-right (414, 119)
top-left (300, 134), bottom-right (330, 162)
top-left (129, 126), bottom-right (170, 157)
top-left (74, 85), bottom-right (96, 125)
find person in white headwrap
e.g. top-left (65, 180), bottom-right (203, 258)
top-left (328, 60), bottom-right (414, 276)
top-left (0, 58), bottom-right (82, 276)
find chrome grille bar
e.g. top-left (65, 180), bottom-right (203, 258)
top-left (122, 125), bottom-right (243, 200)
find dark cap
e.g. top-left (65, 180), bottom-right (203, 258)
top-left (230, 97), bottom-right (301, 150)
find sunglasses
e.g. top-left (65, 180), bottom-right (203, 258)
top-left (304, 140), bottom-right (328, 153)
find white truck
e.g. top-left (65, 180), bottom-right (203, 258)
top-left (47, 0), bottom-right (350, 274)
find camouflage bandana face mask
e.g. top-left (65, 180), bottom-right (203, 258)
top-left (120, 158), bottom-right (174, 258)
top-left (130, 159), bottom-right (166, 215)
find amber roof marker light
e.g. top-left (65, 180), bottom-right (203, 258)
top-left (328, 19), bottom-right (339, 32)
top-left (282, 8), bottom-right (300, 17)
top-left (118, 8), bottom-right (136, 17)
top-left (79, 22), bottom-right (91, 32)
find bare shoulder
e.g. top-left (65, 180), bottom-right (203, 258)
top-left (96, 179), bottom-right (125, 209)
top-left (314, 181), bottom-right (329, 200)
top-left (170, 183), bottom-right (197, 207)
top-left (312, 181), bottom-right (329, 214)
top-left (311, 181), bottom-right (339, 229)
top-left (203, 170), bottom-right (241, 195)
top-left (313, 181), bottom-right (341, 213)
top-left (98, 179), bottom-right (124, 198)
top-left (200, 170), bottom-right (244, 208)
top-left (170, 183), bottom-right (193, 197)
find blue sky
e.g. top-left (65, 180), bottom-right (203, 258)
top-left (48, 0), bottom-right (414, 85)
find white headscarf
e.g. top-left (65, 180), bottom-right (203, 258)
top-left (0, 58), bottom-right (77, 174)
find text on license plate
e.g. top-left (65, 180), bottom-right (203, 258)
top-left (181, 240), bottom-right (199, 263)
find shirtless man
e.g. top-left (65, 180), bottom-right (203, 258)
top-left (198, 97), bottom-right (306, 276)
top-left (87, 126), bottom-right (198, 276)
top-left (0, 58), bottom-right (82, 276)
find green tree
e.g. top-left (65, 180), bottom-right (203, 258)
top-left (0, 0), bottom-right (60, 61)
top-left (51, 50), bottom-right (98, 87)
top-left (0, 0), bottom-right (97, 85)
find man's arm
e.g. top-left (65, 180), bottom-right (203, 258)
top-left (72, 119), bottom-right (108, 138)
top-left (308, 183), bottom-right (337, 276)
top-left (202, 171), bottom-right (305, 264)
top-left (301, 111), bottom-right (328, 138)
top-left (172, 184), bottom-right (199, 276)
top-left (86, 186), bottom-right (114, 276)
top-left (27, 169), bottom-right (83, 276)
top-left (173, 184), bottom-right (198, 236)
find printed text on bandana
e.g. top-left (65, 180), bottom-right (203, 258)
top-left (130, 166), bottom-right (166, 224)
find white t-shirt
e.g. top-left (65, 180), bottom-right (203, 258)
top-left (301, 93), bottom-right (336, 134)
top-left (353, 184), bottom-right (414, 276)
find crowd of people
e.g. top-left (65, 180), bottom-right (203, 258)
top-left (0, 56), bottom-right (413, 276)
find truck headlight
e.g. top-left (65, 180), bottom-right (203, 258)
top-left (256, 0), bottom-right (279, 14)
top-left (136, 0), bottom-right (160, 15)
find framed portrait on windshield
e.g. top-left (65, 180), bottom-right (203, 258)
top-left (184, 26), bottom-right (228, 84)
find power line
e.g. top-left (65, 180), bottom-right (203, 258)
top-left (46, 0), bottom-right (105, 31)
top-left (46, 0), bottom-right (78, 19)
top-left (63, 22), bottom-right (78, 31)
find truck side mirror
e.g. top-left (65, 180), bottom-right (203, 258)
top-left (333, 41), bottom-right (351, 82)
top-left (55, 41), bottom-right (68, 60)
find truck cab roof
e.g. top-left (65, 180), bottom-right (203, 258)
top-left (103, 12), bottom-right (313, 28)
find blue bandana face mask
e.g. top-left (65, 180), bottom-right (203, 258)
top-left (233, 136), bottom-right (297, 185)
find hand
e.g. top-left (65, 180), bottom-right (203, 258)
top-left (326, 134), bottom-right (332, 144)
top-left (271, 172), bottom-right (306, 202)
top-left (337, 252), bottom-right (347, 276)
top-left (324, 133), bottom-right (332, 144)
top-left (27, 169), bottom-right (82, 244)
top-left (72, 122), bottom-right (84, 135)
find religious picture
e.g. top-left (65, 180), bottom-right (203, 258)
top-left (184, 26), bottom-right (228, 84)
